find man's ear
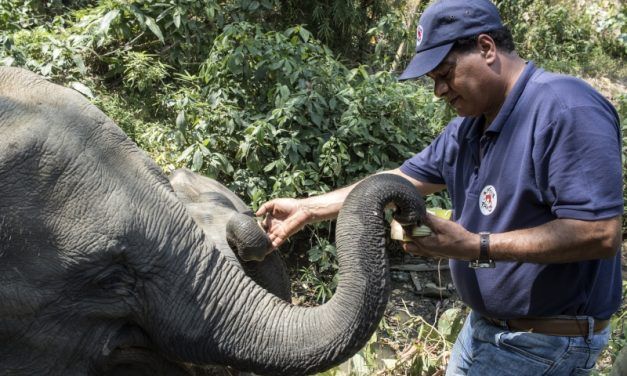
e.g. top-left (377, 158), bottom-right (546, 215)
top-left (477, 34), bottom-right (497, 64)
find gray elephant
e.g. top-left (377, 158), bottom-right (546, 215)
top-left (0, 67), bottom-right (425, 375)
top-left (169, 168), bottom-right (290, 302)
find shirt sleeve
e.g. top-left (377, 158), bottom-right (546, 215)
top-left (533, 105), bottom-right (623, 220)
top-left (399, 121), bottom-right (457, 184)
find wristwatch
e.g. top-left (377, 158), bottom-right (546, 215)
top-left (469, 232), bottom-right (495, 268)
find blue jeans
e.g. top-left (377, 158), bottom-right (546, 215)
top-left (446, 311), bottom-right (610, 376)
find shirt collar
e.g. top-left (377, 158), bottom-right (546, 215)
top-left (465, 61), bottom-right (537, 140)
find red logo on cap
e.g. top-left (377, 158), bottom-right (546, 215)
top-left (416, 25), bottom-right (424, 48)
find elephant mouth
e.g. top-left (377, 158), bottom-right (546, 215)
top-left (96, 325), bottom-right (188, 376)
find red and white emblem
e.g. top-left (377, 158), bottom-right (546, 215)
top-left (479, 185), bottom-right (497, 215)
top-left (416, 25), bottom-right (424, 48)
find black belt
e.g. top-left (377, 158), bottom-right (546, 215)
top-left (483, 316), bottom-right (610, 337)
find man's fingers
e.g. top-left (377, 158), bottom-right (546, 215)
top-left (402, 242), bottom-right (419, 254)
top-left (270, 234), bottom-right (285, 249)
top-left (260, 215), bottom-right (270, 230)
top-left (423, 212), bottom-right (447, 230)
top-left (402, 240), bottom-right (435, 257)
top-left (422, 212), bottom-right (437, 227)
top-left (256, 202), bottom-right (270, 217)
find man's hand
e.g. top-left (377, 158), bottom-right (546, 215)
top-left (256, 198), bottom-right (313, 250)
top-left (402, 215), bottom-right (621, 263)
top-left (402, 214), bottom-right (480, 261)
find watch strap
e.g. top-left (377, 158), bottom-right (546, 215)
top-left (469, 231), bottom-right (495, 268)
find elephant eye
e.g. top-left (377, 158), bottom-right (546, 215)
top-left (91, 264), bottom-right (136, 295)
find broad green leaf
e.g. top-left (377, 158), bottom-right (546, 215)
top-left (145, 17), bottom-right (165, 44)
top-left (173, 10), bottom-right (181, 29)
top-left (329, 97), bottom-right (337, 110)
top-left (198, 144), bottom-right (210, 156)
top-left (192, 150), bottom-right (203, 171)
top-left (255, 126), bottom-right (266, 143)
top-left (308, 247), bottom-right (323, 262)
top-left (98, 9), bottom-right (119, 35)
top-left (299, 27), bottom-right (311, 43)
top-left (129, 5), bottom-right (145, 25)
top-left (248, 1), bottom-right (260, 11)
top-left (263, 160), bottom-right (276, 172)
top-left (279, 85), bottom-right (289, 98)
top-left (72, 55), bottom-right (86, 75)
top-left (437, 308), bottom-right (465, 342)
top-left (206, 6), bottom-right (215, 19)
top-left (177, 145), bottom-right (195, 162)
top-left (70, 82), bottom-right (94, 99)
top-left (176, 110), bottom-right (186, 130)
top-left (237, 141), bottom-right (250, 160)
top-left (310, 111), bottom-right (322, 126)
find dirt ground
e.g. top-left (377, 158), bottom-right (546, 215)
top-left (386, 254), bottom-right (459, 324)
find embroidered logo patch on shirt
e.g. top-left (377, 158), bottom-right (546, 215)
top-left (479, 185), bottom-right (497, 215)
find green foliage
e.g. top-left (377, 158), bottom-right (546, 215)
top-left (297, 237), bottom-right (339, 304)
top-left (594, 279), bottom-right (627, 375)
top-left (272, 0), bottom-right (402, 65)
top-left (143, 21), bottom-right (443, 206)
top-left (318, 307), bottom-right (467, 375)
top-left (496, 0), bottom-right (626, 78)
top-left (122, 52), bottom-right (171, 92)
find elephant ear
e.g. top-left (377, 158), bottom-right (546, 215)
top-left (169, 169), bottom-right (291, 301)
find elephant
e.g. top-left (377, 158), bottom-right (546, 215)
top-left (0, 66), bottom-right (426, 375)
top-left (611, 346), bottom-right (627, 376)
top-left (169, 168), bottom-right (290, 302)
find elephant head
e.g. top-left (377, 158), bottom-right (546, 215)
top-left (0, 67), bottom-right (425, 375)
top-left (169, 168), bottom-right (291, 302)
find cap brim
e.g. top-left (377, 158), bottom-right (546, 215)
top-left (398, 42), bottom-right (454, 81)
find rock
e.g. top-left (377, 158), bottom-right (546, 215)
top-left (419, 282), bottom-right (451, 299)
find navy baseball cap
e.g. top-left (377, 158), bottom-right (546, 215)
top-left (398, 0), bottom-right (504, 81)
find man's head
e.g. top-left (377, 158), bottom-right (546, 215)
top-left (401, 0), bottom-right (521, 120)
top-left (399, 0), bottom-right (508, 81)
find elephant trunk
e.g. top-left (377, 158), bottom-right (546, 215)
top-left (144, 174), bottom-right (424, 375)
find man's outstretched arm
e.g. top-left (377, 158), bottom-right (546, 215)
top-left (256, 168), bottom-right (445, 249)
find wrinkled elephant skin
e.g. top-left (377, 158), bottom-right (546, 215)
top-left (169, 168), bottom-right (290, 301)
top-left (0, 67), bottom-right (426, 375)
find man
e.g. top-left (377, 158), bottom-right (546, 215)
top-left (256, 0), bottom-right (623, 374)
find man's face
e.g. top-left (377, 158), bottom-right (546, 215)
top-left (426, 50), bottom-right (494, 118)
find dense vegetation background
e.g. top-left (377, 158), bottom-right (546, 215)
top-left (1, 0), bottom-right (625, 374)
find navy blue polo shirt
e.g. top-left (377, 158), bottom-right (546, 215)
top-left (400, 62), bottom-right (623, 319)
